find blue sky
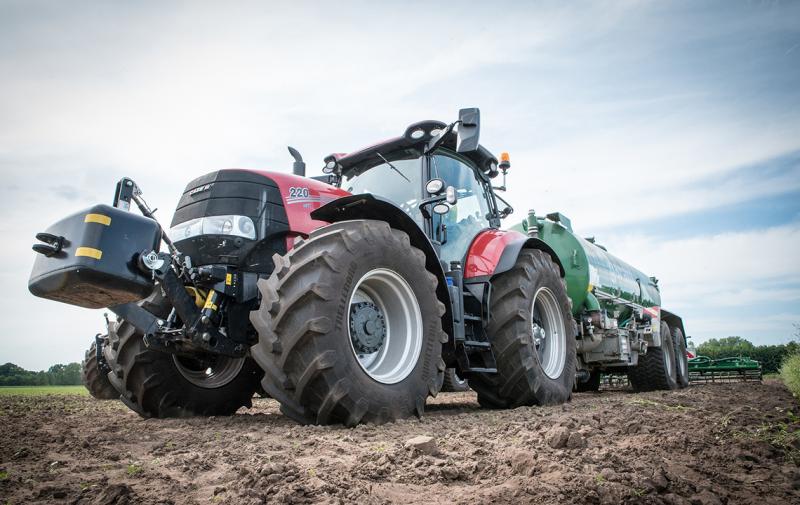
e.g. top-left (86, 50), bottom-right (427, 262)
top-left (1, 0), bottom-right (799, 369)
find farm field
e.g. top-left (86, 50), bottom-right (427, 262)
top-left (1, 381), bottom-right (798, 505)
top-left (0, 386), bottom-right (87, 396)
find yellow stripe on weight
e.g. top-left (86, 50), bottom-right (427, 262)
top-left (75, 247), bottom-right (103, 260)
top-left (84, 214), bottom-right (111, 226)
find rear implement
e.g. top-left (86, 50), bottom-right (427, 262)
top-left (688, 356), bottom-right (762, 383)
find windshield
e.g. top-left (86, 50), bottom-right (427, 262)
top-left (343, 155), bottom-right (423, 224)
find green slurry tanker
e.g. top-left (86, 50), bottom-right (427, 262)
top-left (512, 212), bottom-right (689, 392)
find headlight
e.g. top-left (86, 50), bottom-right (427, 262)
top-left (168, 215), bottom-right (257, 241)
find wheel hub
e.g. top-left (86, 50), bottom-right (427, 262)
top-left (532, 321), bottom-right (546, 347)
top-left (349, 301), bottom-right (387, 355)
top-left (172, 354), bottom-right (245, 389)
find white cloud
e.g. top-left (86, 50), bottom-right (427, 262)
top-left (596, 223), bottom-right (800, 343)
top-left (498, 118), bottom-right (800, 232)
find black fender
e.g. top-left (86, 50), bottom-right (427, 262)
top-left (661, 308), bottom-right (686, 345)
top-left (311, 194), bottom-right (454, 340)
top-left (494, 236), bottom-right (566, 278)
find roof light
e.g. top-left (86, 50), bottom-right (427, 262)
top-left (499, 152), bottom-right (511, 171)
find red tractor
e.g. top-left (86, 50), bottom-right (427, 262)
top-left (30, 108), bottom-right (576, 424)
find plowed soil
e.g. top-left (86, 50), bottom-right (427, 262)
top-left (1, 381), bottom-right (799, 505)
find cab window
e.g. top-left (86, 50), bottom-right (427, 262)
top-left (430, 152), bottom-right (491, 264)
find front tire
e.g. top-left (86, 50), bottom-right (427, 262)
top-left (628, 321), bottom-right (678, 392)
top-left (470, 249), bottom-right (576, 408)
top-left (81, 338), bottom-right (118, 400)
top-left (103, 292), bottom-right (263, 418)
top-left (250, 220), bottom-right (446, 426)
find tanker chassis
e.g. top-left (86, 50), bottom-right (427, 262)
top-left (30, 108), bottom-right (687, 425)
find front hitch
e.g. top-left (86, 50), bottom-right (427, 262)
top-left (120, 251), bottom-right (246, 358)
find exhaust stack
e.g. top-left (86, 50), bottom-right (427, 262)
top-left (288, 146), bottom-right (306, 177)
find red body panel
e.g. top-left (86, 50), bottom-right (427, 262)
top-left (464, 229), bottom-right (527, 279)
top-left (244, 170), bottom-right (351, 242)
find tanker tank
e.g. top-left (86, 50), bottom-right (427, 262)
top-left (511, 212), bottom-right (661, 326)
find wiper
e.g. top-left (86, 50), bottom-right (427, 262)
top-left (377, 152), bottom-right (410, 183)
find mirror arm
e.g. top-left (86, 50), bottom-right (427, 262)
top-left (492, 168), bottom-right (509, 191)
top-left (418, 194), bottom-right (447, 219)
top-left (494, 192), bottom-right (514, 219)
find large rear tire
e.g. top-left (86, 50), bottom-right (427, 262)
top-left (250, 220), bottom-right (446, 426)
top-left (81, 338), bottom-right (118, 400)
top-left (104, 292), bottom-right (263, 418)
top-left (469, 249), bottom-right (576, 408)
top-left (673, 327), bottom-right (690, 388)
top-left (628, 321), bottom-right (678, 391)
top-left (441, 368), bottom-right (470, 392)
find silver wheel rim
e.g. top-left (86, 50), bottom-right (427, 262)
top-left (663, 332), bottom-right (675, 379)
top-left (664, 349), bottom-right (674, 377)
top-left (531, 287), bottom-right (567, 379)
top-left (676, 337), bottom-right (688, 378)
top-left (348, 268), bottom-right (423, 385)
top-left (172, 354), bottom-right (245, 389)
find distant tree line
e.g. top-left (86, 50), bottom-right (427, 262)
top-left (0, 362), bottom-right (82, 386)
top-left (696, 336), bottom-right (799, 374)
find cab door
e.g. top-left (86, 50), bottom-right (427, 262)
top-left (428, 150), bottom-right (495, 266)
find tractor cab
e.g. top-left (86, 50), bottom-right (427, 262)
top-left (322, 109), bottom-right (504, 266)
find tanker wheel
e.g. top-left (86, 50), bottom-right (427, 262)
top-left (81, 338), bottom-right (118, 400)
top-left (575, 369), bottom-right (602, 392)
top-left (104, 292), bottom-right (263, 418)
top-left (250, 220), bottom-right (446, 426)
top-left (470, 249), bottom-right (577, 408)
top-left (441, 368), bottom-right (470, 392)
top-left (673, 327), bottom-right (689, 388)
top-left (628, 321), bottom-right (678, 392)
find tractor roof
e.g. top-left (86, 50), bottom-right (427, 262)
top-left (325, 120), bottom-right (499, 178)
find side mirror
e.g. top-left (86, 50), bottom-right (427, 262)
top-left (418, 185), bottom-right (457, 218)
top-left (456, 107), bottom-right (480, 153)
top-left (433, 203), bottom-right (450, 215)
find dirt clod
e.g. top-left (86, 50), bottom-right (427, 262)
top-left (566, 431), bottom-right (584, 448)
top-left (404, 435), bottom-right (438, 455)
top-left (92, 484), bottom-right (133, 505)
top-left (546, 425), bottom-right (570, 448)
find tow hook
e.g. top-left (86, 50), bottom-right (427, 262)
top-left (32, 233), bottom-right (65, 257)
